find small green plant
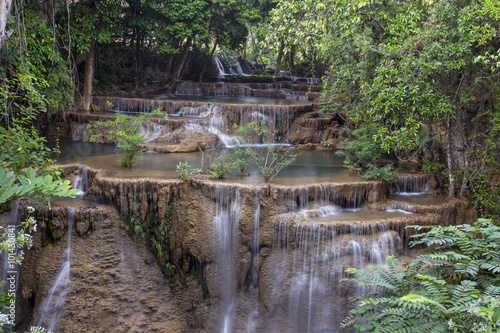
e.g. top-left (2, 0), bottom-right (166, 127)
top-left (361, 164), bottom-right (398, 183)
top-left (176, 161), bottom-right (202, 181)
top-left (134, 224), bottom-right (143, 235)
top-left (88, 113), bottom-right (149, 168)
top-left (150, 107), bottom-right (169, 119)
top-left (321, 139), bottom-right (334, 147)
top-left (105, 100), bottom-right (114, 109)
top-left (235, 121), bottom-right (300, 185)
top-left (227, 146), bottom-right (250, 175)
top-left (208, 156), bottom-right (234, 179)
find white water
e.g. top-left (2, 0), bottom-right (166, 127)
top-left (212, 185), bottom-right (242, 333)
top-left (267, 187), bottom-right (402, 333)
top-left (139, 123), bottom-right (164, 142)
top-left (35, 209), bottom-right (74, 331)
top-left (73, 166), bottom-right (89, 196)
top-left (214, 56), bottom-right (228, 78)
top-left (391, 175), bottom-right (430, 194)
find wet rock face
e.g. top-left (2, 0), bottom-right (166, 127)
top-left (20, 205), bottom-right (207, 333)
top-left (19, 168), bottom-right (475, 332)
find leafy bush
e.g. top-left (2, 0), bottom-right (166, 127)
top-left (150, 107), bottom-right (169, 119)
top-left (321, 139), bottom-right (334, 147)
top-left (236, 121), bottom-right (299, 185)
top-left (39, 62), bottom-right (74, 113)
top-left (176, 161), bottom-right (202, 181)
top-left (361, 164), bottom-right (397, 183)
top-left (335, 123), bottom-right (384, 172)
top-left (88, 114), bottom-right (148, 168)
top-left (208, 156), bottom-right (234, 179)
top-left (227, 146), bottom-right (250, 175)
top-left (115, 134), bottom-right (144, 168)
top-left (342, 219), bottom-right (500, 332)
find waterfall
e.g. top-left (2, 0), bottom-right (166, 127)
top-left (139, 123), bottom-right (164, 142)
top-left (268, 218), bottom-right (400, 332)
top-left (214, 55), bottom-right (228, 78)
top-left (72, 123), bottom-right (89, 141)
top-left (73, 166), bottom-right (89, 196)
top-left (212, 185), bottom-right (242, 333)
top-left (35, 209), bottom-right (74, 331)
top-left (391, 174), bottom-right (430, 194)
top-left (276, 183), bottom-right (370, 214)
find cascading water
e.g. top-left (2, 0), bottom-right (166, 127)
top-left (73, 166), bottom-right (89, 196)
top-left (139, 123), bottom-right (164, 142)
top-left (35, 209), bottom-right (74, 331)
top-left (391, 174), bottom-right (430, 194)
top-left (212, 185), bottom-right (242, 333)
top-left (245, 188), bottom-right (263, 332)
top-left (268, 217), bottom-right (400, 333)
top-left (214, 55), bottom-right (228, 78)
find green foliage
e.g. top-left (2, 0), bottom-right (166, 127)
top-left (134, 224), bottom-right (143, 235)
top-left (150, 107), bottom-right (169, 120)
top-left (236, 121), bottom-right (300, 185)
top-left (116, 134), bottom-right (144, 168)
top-left (0, 168), bottom-right (78, 205)
top-left (321, 139), bottom-right (334, 147)
top-left (335, 123), bottom-right (384, 172)
top-left (422, 158), bottom-right (448, 192)
top-left (342, 219), bottom-right (500, 332)
top-left (38, 62), bottom-right (74, 114)
top-left (208, 156), bottom-right (234, 179)
top-left (0, 125), bottom-right (56, 174)
top-left (268, 0), bottom-right (325, 74)
top-left (361, 164), bottom-right (397, 183)
top-left (227, 146), bottom-right (250, 175)
top-left (88, 114), bottom-right (149, 168)
top-left (176, 161), bottom-right (202, 181)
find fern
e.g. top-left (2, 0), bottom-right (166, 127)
top-left (342, 219), bottom-right (500, 332)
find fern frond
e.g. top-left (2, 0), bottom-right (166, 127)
top-left (400, 294), bottom-right (447, 313)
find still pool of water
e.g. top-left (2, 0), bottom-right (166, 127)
top-left (51, 140), bottom-right (362, 185)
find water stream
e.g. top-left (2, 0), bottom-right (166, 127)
top-left (34, 210), bottom-right (74, 331)
top-left (212, 185), bottom-right (242, 333)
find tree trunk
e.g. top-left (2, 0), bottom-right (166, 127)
top-left (446, 107), bottom-right (470, 197)
top-left (288, 45), bottom-right (295, 76)
top-left (83, 39), bottom-right (96, 111)
top-left (172, 38), bottom-right (192, 84)
top-left (135, 26), bottom-right (141, 88)
top-left (274, 40), bottom-right (284, 76)
top-left (446, 116), bottom-right (455, 197)
top-left (210, 38), bottom-right (218, 57)
top-left (0, 0), bottom-right (13, 49)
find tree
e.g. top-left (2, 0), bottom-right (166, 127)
top-left (321, 0), bottom-right (500, 198)
top-left (269, 0), bottom-right (326, 75)
top-left (60, 0), bottom-right (121, 111)
top-left (342, 219), bottom-right (500, 332)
